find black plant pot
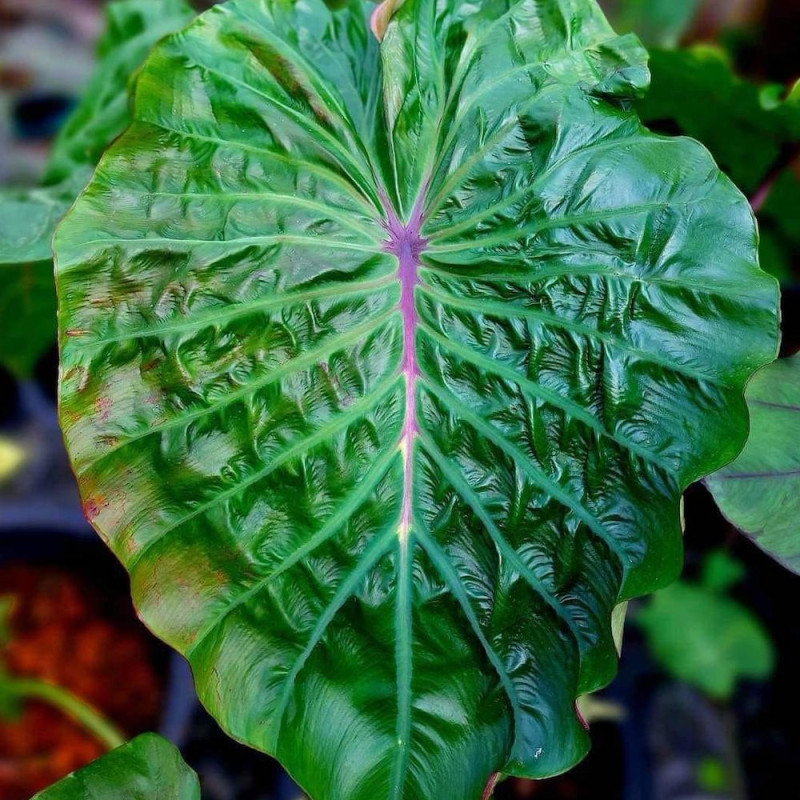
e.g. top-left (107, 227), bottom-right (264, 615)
top-left (0, 378), bottom-right (303, 799)
top-left (1, 377), bottom-right (198, 746)
top-left (0, 514), bottom-right (198, 747)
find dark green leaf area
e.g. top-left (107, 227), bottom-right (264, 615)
top-left (55, 1), bottom-right (778, 799)
top-left (31, 734), bottom-right (200, 800)
top-left (638, 46), bottom-right (800, 194)
top-left (758, 170), bottom-right (800, 282)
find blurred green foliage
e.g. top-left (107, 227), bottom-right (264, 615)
top-left (0, 0), bottom-right (195, 378)
top-left (605, 0), bottom-right (800, 285)
top-left (697, 757), bottom-right (730, 793)
top-left (636, 552), bottom-right (775, 699)
top-left (0, 597), bottom-right (20, 721)
top-left (603, 0), bottom-right (702, 47)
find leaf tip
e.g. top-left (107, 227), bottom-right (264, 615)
top-left (370, 0), bottom-right (406, 41)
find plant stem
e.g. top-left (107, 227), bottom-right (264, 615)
top-left (481, 772), bottom-right (500, 800)
top-left (750, 140), bottom-right (800, 213)
top-left (7, 677), bottom-right (126, 750)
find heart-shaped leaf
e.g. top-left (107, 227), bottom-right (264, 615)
top-left (55, 1), bottom-right (778, 798)
top-left (31, 734), bottom-right (200, 800)
top-left (706, 354), bottom-right (800, 574)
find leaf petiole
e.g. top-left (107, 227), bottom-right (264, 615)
top-left (1, 675), bottom-right (126, 751)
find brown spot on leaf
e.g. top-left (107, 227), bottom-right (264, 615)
top-left (95, 396), bottom-right (112, 422)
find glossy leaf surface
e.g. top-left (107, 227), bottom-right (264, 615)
top-left (31, 734), bottom-right (200, 800)
top-left (706, 354), bottom-right (800, 575)
top-left (0, 0), bottom-right (194, 377)
top-left (55, 1), bottom-right (778, 798)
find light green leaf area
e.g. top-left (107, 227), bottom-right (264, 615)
top-left (55, 1), bottom-right (778, 798)
top-left (0, 184), bottom-right (77, 265)
top-left (707, 354), bottom-right (800, 575)
top-left (31, 734), bottom-right (200, 800)
top-left (602, 0), bottom-right (701, 47)
top-left (0, 0), bottom-right (194, 377)
top-left (637, 581), bottom-right (775, 699)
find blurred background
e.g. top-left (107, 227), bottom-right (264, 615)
top-left (1, 1), bottom-right (799, 799)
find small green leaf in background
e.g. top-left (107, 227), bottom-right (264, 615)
top-left (0, 0), bottom-right (195, 378)
top-left (0, 176), bottom-right (88, 377)
top-left (637, 553), bottom-right (775, 699)
top-left (701, 550), bottom-right (746, 593)
top-left (31, 734), bottom-right (200, 800)
top-left (602, 0), bottom-right (702, 47)
top-left (41, 0), bottom-right (196, 187)
top-left (706, 354), bottom-right (800, 575)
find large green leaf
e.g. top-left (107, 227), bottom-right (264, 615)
top-left (31, 734), bottom-right (200, 800)
top-left (706, 354), bottom-right (800, 575)
top-left (0, 0), bottom-right (195, 377)
top-left (55, 1), bottom-right (778, 798)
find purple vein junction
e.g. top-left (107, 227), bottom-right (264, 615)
top-left (382, 196), bottom-right (427, 542)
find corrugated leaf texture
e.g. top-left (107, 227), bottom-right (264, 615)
top-left (55, 1), bottom-right (779, 798)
